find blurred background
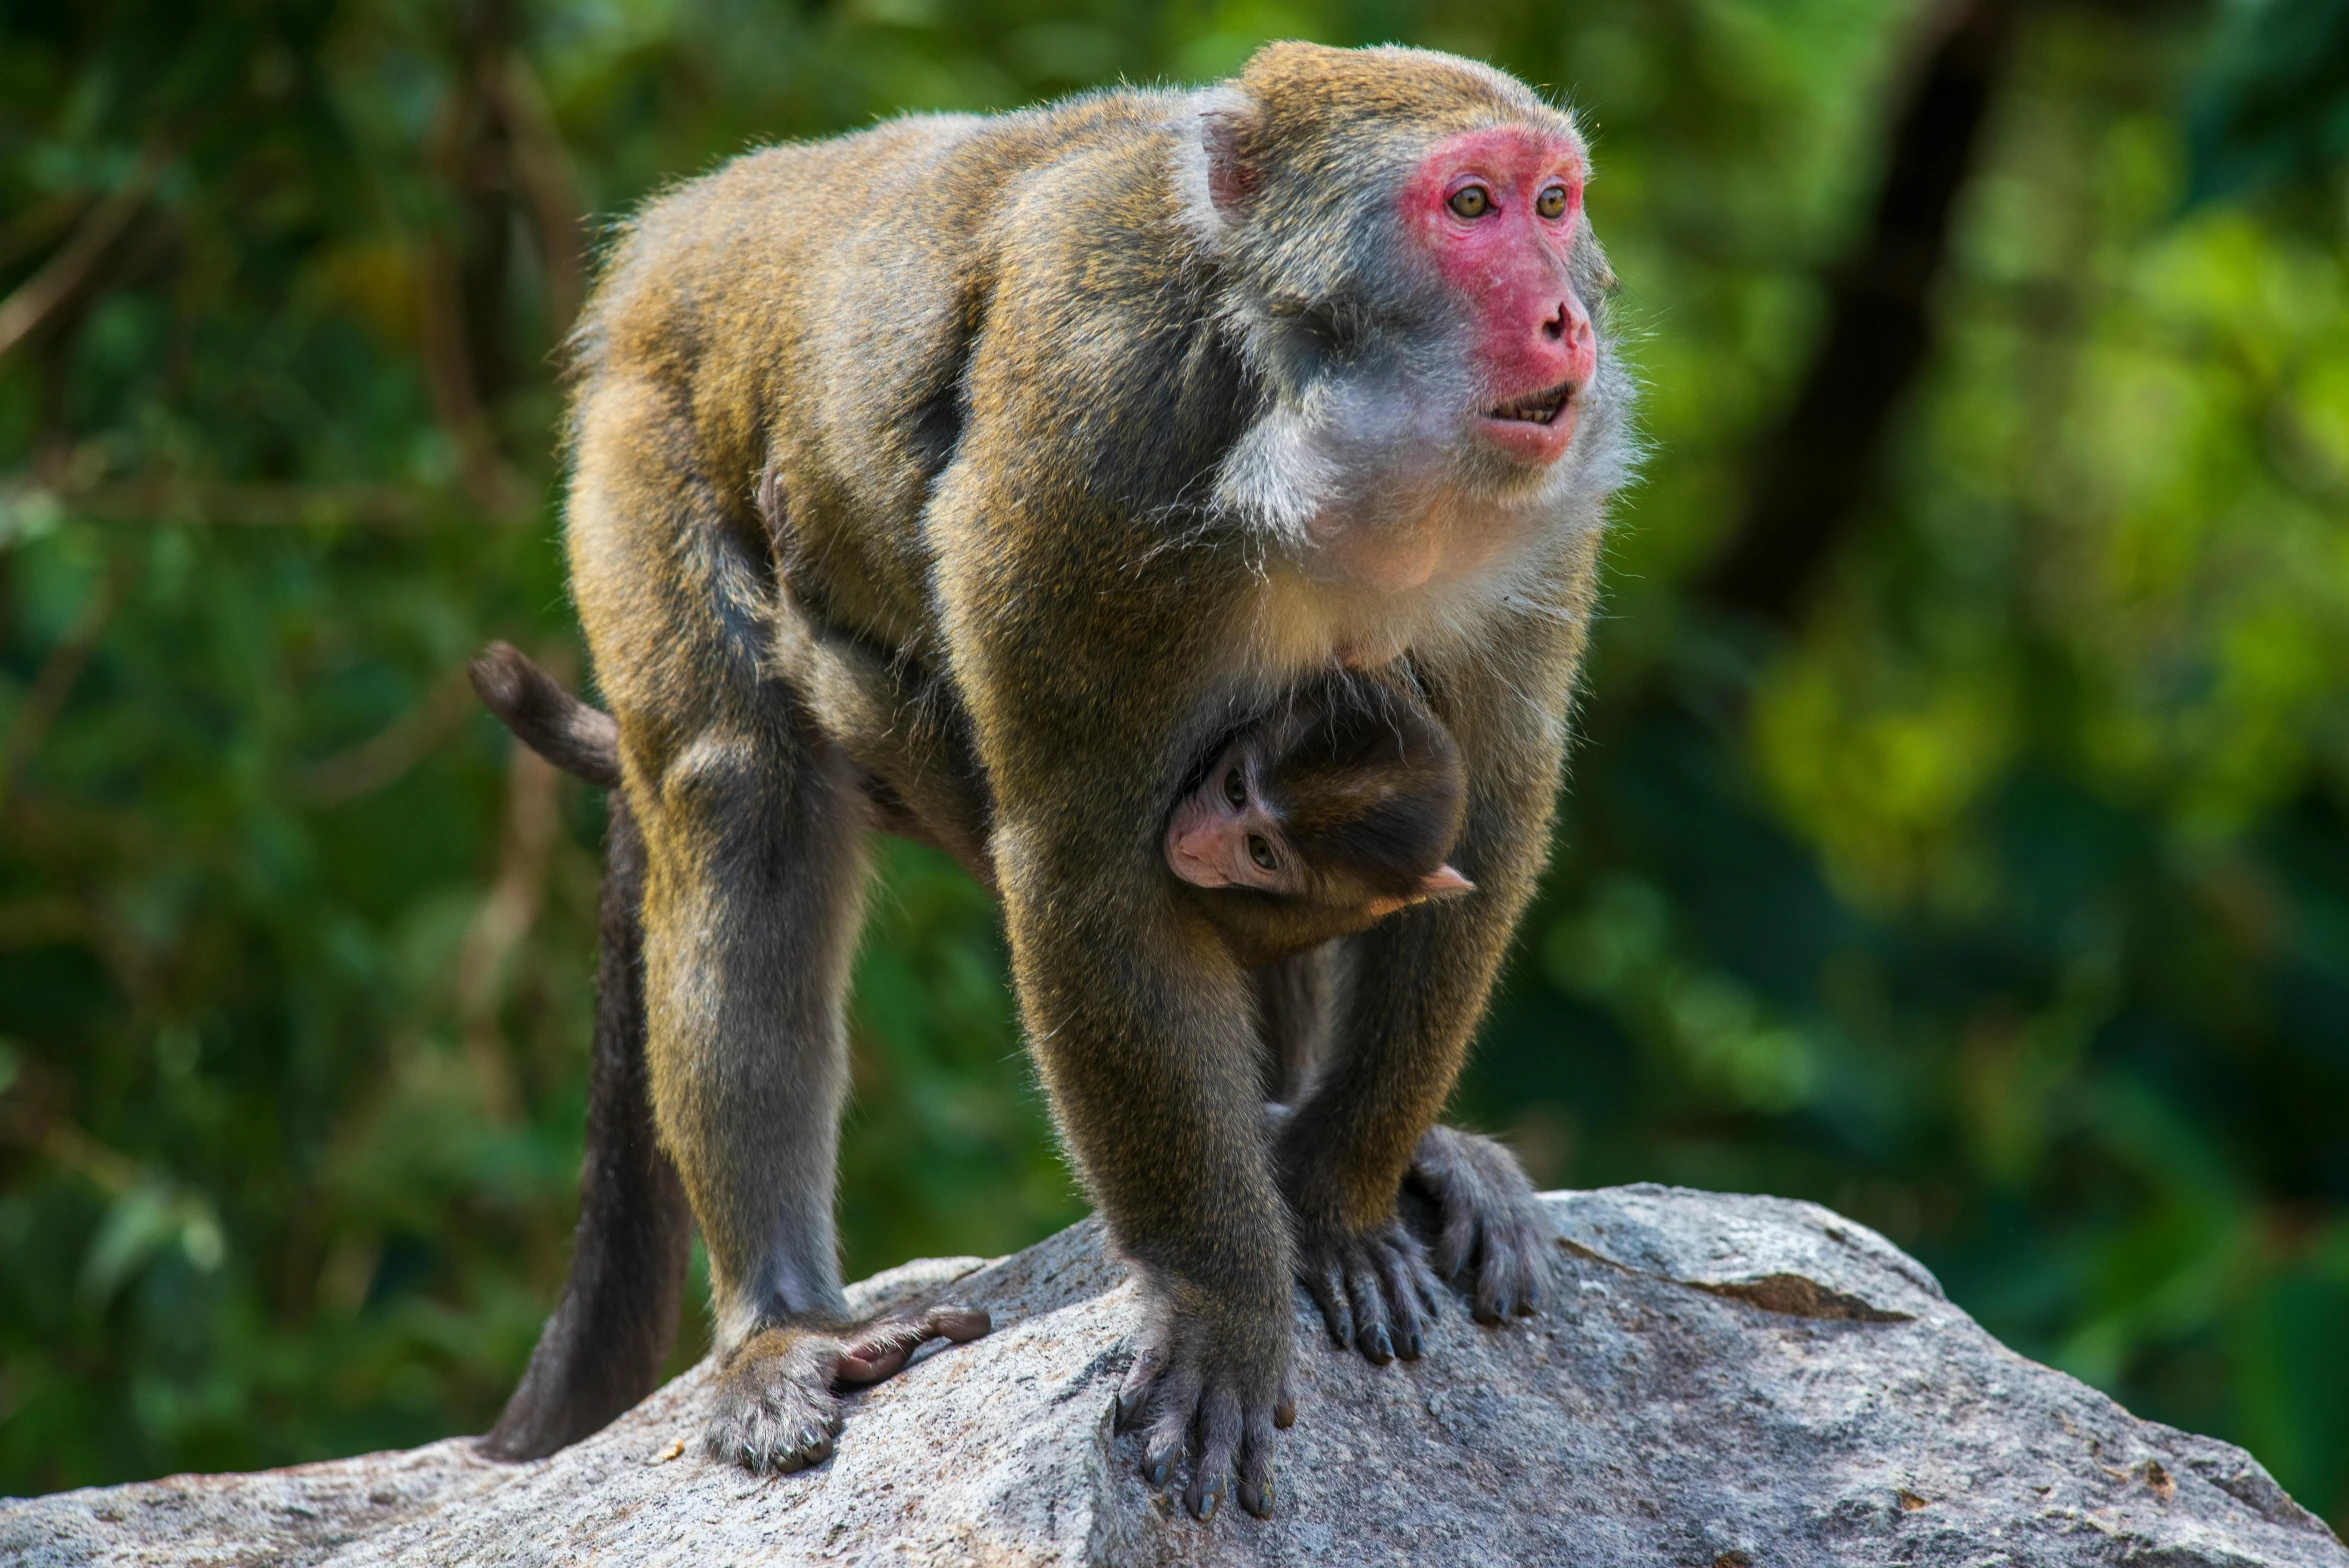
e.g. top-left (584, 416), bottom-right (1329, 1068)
top-left (2, 0), bottom-right (2346, 1526)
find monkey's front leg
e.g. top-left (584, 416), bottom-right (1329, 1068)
top-left (997, 860), bottom-right (1297, 1520)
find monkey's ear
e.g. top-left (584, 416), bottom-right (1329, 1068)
top-left (1360, 865), bottom-right (1477, 923)
top-left (1419, 864), bottom-right (1475, 899)
top-left (1176, 87), bottom-right (1267, 235)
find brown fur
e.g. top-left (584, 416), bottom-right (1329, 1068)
top-left (472, 644), bottom-right (1552, 1460)
top-left (559, 40), bottom-right (1631, 1516)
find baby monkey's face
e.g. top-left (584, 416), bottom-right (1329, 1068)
top-left (1164, 738), bottom-right (1303, 895)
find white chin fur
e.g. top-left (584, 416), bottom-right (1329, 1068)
top-left (1213, 364), bottom-right (1621, 597)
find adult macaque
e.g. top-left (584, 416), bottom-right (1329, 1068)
top-left (470, 642), bottom-right (1552, 1462)
top-left (562, 40), bottom-right (1629, 1519)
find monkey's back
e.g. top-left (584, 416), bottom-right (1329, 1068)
top-left (567, 89), bottom-right (1221, 659)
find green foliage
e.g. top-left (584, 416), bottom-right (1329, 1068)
top-left (2, 0), bottom-right (2344, 1532)
top-left (2188, 0), bottom-right (2349, 204)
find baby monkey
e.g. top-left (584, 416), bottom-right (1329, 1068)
top-left (1164, 674), bottom-right (1474, 967)
top-left (472, 644), bottom-right (1473, 967)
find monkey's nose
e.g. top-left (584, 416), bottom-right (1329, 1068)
top-left (1541, 299), bottom-right (1596, 385)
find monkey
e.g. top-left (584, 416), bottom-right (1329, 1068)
top-left (560, 40), bottom-right (1631, 1520)
top-left (470, 640), bottom-right (1552, 1457)
top-left (1163, 670), bottom-right (1475, 966)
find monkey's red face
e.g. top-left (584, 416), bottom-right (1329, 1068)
top-left (1165, 744), bottom-right (1303, 896)
top-left (1402, 126), bottom-right (1596, 467)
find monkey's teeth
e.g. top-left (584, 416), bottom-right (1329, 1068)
top-left (1488, 383), bottom-right (1574, 424)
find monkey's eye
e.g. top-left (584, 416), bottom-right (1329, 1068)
top-left (1223, 767), bottom-right (1248, 809)
top-left (1446, 185), bottom-right (1492, 220)
top-left (1247, 834), bottom-right (1279, 872)
top-left (1536, 184), bottom-right (1569, 220)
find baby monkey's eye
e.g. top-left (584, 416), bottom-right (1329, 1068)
top-left (1223, 767), bottom-right (1248, 809)
top-left (1447, 185), bottom-right (1491, 219)
top-left (1247, 834), bottom-right (1278, 872)
top-left (1536, 184), bottom-right (1569, 220)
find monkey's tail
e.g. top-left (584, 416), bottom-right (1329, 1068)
top-left (469, 640), bottom-right (624, 790)
top-left (473, 644), bottom-right (691, 1462)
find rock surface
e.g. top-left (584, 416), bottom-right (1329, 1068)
top-left (4, 1185), bottom-right (2342, 1567)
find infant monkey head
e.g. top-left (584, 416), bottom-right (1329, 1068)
top-left (1166, 675), bottom-right (1473, 966)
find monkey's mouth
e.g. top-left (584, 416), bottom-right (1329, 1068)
top-left (1485, 381), bottom-right (1576, 426)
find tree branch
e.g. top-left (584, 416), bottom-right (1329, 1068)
top-left (0, 143), bottom-right (169, 364)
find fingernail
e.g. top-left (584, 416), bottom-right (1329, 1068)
top-left (1406, 1328), bottom-right (1424, 1359)
top-left (1193, 1477), bottom-right (1222, 1521)
top-left (1145, 1454), bottom-right (1169, 1487)
top-left (1367, 1325), bottom-right (1394, 1362)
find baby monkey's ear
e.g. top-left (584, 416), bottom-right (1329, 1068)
top-left (1419, 865), bottom-right (1474, 899)
top-left (1361, 865), bottom-right (1477, 922)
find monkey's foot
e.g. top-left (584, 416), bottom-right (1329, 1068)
top-left (1114, 1306), bottom-right (1295, 1521)
top-left (1291, 1214), bottom-right (1444, 1365)
top-left (704, 1304), bottom-right (990, 1473)
top-left (1407, 1125), bottom-right (1555, 1323)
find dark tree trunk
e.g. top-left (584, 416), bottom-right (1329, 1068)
top-left (1696, 0), bottom-right (2021, 626)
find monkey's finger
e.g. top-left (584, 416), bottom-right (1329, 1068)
top-left (1343, 1256), bottom-right (1395, 1365)
top-left (1186, 1386), bottom-right (1242, 1522)
top-left (1303, 1264), bottom-right (1351, 1350)
top-left (1471, 1243), bottom-right (1511, 1324)
top-left (1140, 1360), bottom-right (1202, 1490)
top-left (1436, 1203), bottom-right (1480, 1281)
top-left (1401, 1227), bottom-right (1446, 1318)
top-left (1375, 1243), bottom-right (1435, 1361)
top-left (1115, 1331), bottom-right (1170, 1433)
top-left (1433, 1168), bottom-right (1483, 1281)
top-left (1520, 1235), bottom-right (1553, 1316)
top-left (1480, 1219), bottom-right (1543, 1322)
top-left (835, 1323), bottom-right (924, 1383)
top-left (1236, 1395), bottom-right (1280, 1518)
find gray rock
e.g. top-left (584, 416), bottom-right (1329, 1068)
top-left (5, 1186), bottom-right (2340, 1567)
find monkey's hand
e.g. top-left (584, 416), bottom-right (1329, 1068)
top-left (704, 1303), bottom-right (990, 1472)
top-left (1287, 1209), bottom-right (1446, 1365)
top-left (1405, 1125), bottom-right (1555, 1323)
top-left (1114, 1296), bottom-right (1296, 1521)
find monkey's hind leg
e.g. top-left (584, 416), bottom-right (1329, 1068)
top-left (625, 691), bottom-right (989, 1471)
top-left (481, 792), bottom-right (691, 1461)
